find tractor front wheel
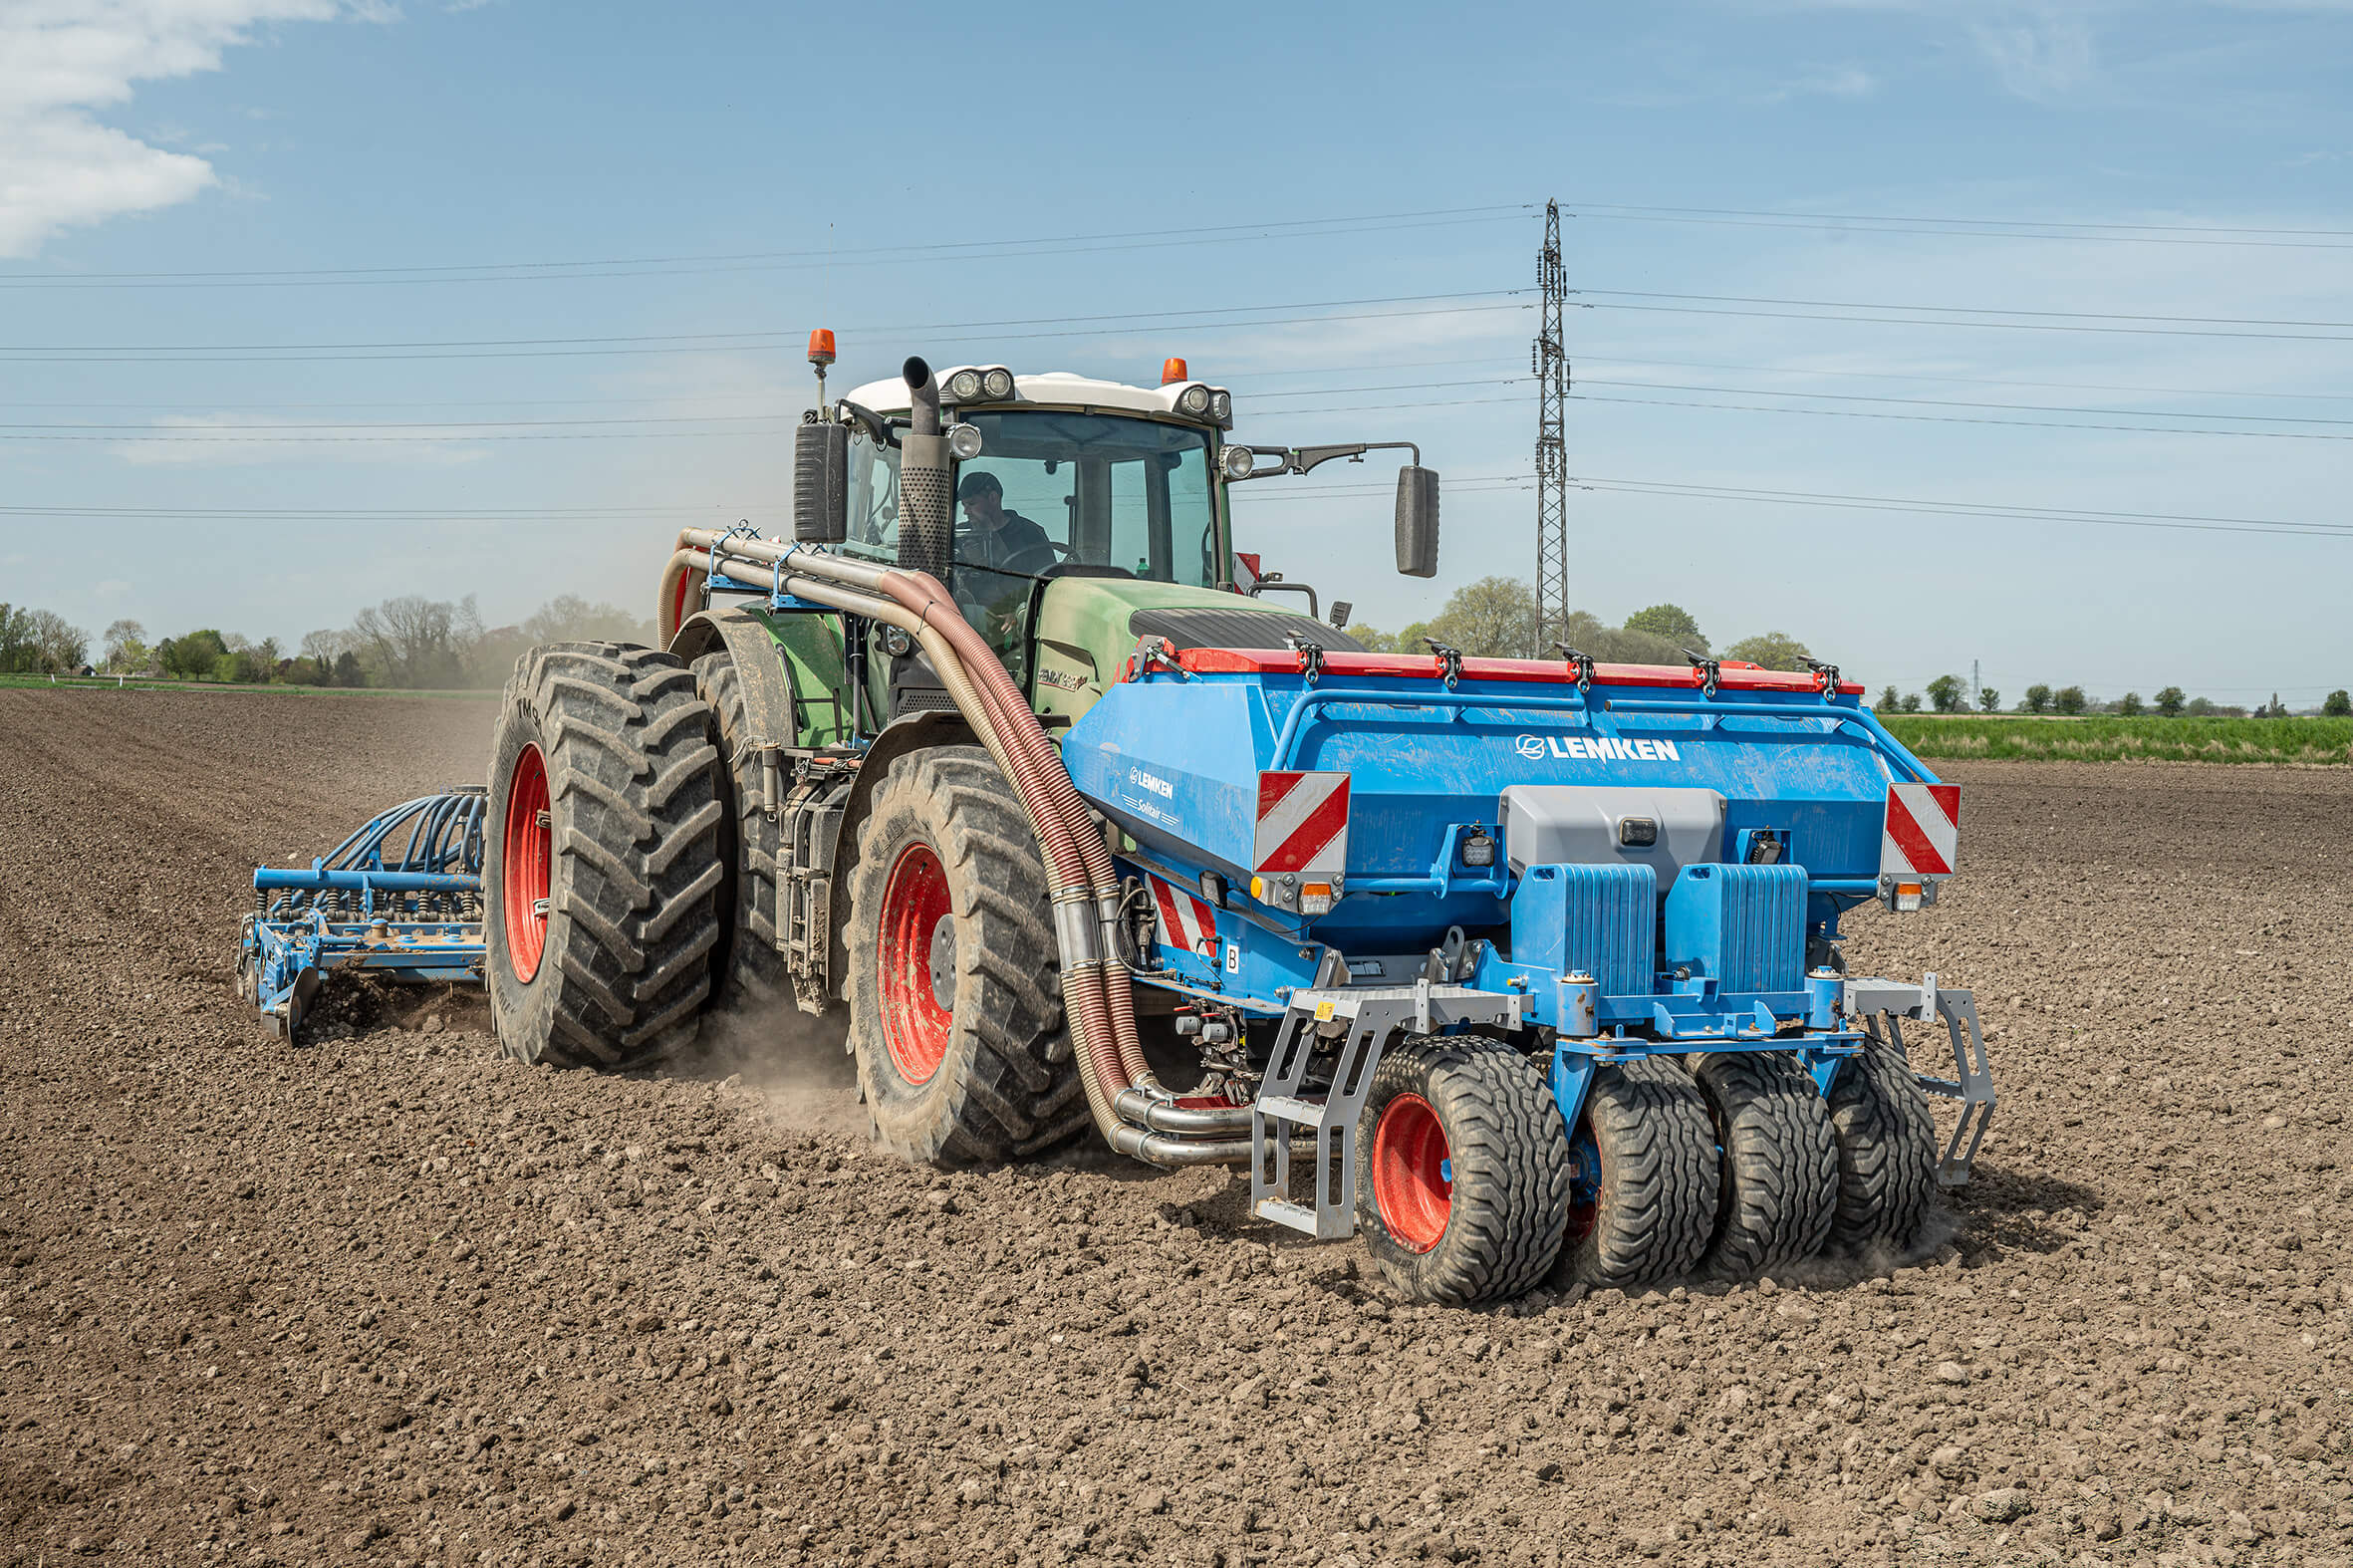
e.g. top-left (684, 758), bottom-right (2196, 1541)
top-left (841, 745), bottom-right (1085, 1163)
top-left (1356, 1037), bottom-right (1571, 1306)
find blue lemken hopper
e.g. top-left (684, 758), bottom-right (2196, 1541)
top-left (238, 790), bottom-right (487, 1040)
top-left (1065, 644), bottom-right (1994, 1244)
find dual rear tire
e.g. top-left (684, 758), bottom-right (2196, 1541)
top-left (484, 644), bottom-right (726, 1068)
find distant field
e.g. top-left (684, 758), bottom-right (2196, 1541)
top-left (1884, 713), bottom-right (2353, 764)
top-left (0, 672), bottom-right (485, 699)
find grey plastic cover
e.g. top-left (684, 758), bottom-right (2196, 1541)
top-left (1498, 784), bottom-right (1726, 888)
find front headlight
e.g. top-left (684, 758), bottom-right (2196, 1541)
top-left (1177, 384), bottom-right (1212, 416)
top-left (1220, 445), bottom-right (1256, 481)
top-left (945, 369), bottom-right (983, 402)
top-left (946, 422), bottom-right (984, 460)
top-left (980, 367), bottom-right (1015, 399)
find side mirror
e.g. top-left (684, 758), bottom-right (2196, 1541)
top-left (1395, 465), bottom-right (1439, 578)
top-left (793, 420), bottom-right (849, 544)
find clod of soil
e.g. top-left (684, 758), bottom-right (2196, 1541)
top-left (2, 687), bottom-right (2349, 1567)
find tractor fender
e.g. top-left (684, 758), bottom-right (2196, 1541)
top-left (825, 711), bottom-right (978, 996)
top-left (668, 608), bottom-right (797, 750)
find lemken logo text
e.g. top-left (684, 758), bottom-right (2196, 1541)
top-left (1128, 766), bottom-right (1175, 799)
top-left (1513, 733), bottom-right (1682, 763)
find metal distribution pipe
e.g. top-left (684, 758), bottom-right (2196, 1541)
top-left (1114, 1087), bottom-right (1254, 1135)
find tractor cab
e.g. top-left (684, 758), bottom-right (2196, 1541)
top-left (821, 360), bottom-right (1437, 727)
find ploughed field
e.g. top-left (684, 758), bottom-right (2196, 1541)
top-left (2, 685), bottom-right (2349, 1568)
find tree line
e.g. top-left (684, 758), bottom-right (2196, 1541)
top-left (1873, 676), bottom-right (2350, 720)
top-left (4, 595), bottom-right (654, 689)
top-left (1340, 578), bottom-right (2350, 718)
top-left (1347, 577), bottom-right (1819, 672)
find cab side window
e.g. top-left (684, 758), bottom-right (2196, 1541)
top-left (842, 434), bottom-right (901, 564)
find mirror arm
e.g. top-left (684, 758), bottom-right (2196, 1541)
top-left (1249, 580), bottom-right (1321, 621)
top-left (835, 398), bottom-right (903, 450)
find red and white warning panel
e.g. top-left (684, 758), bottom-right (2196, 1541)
top-left (1252, 771), bottom-right (1352, 916)
top-left (1149, 875), bottom-right (1219, 960)
top-left (1880, 783), bottom-right (1961, 908)
top-left (1253, 771), bottom-right (1352, 876)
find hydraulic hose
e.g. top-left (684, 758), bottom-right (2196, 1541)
top-left (670, 525), bottom-right (1241, 1163)
top-left (669, 531), bottom-right (1138, 1147)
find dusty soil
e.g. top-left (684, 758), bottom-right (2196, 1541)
top-left (1, 688), bottom-right (2349, 1568)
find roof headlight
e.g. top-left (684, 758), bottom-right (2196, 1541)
top-left (1220, 444), bottom-right (1257, 481)
top-left (945, 368), bottom-right (983, 402)
top-left (1177, 384), bottom-right (1212, 416)
top-left (980, 367), bottom-right (1015, 399)
top-left (1209, 389), bottom-right (1232, 425)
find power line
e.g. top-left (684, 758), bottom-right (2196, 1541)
top-left (1579, 378), bottom-right (2353, 427)
top-left (1572, 392), bottom-right (2353, 442)
top-left (0, 504), bottom-right (739, 519)
top-left (0, 291), bottom-right (1526, 364)
top-left (1571, 476), bottom-right (2353, 540)
top-left (0, 205), bottom-right (1536, 290)
top-left (1580, 289), bottom-right (2353, 331)
top-left (0, 413), bottom-right (795, 433)
top-left (1565, 201), bottom-right (2353, 250)
top-left (1582, 299), bottom-right (2353, 344)
top-left (1582, 356), bottom-right (2353, 405)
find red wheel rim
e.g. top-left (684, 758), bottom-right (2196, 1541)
top-left (502, 744), bottom-right (552, 983)
top-left (1371, 1093), bottom-right (1451, 1252)
top-left (879, 841), bottom-right (955, 1085)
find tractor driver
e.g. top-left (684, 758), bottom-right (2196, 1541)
top-left (953, 470), bottom-right (1059, 641)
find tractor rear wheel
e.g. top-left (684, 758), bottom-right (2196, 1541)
top-left (840, 745), bottom-right (1085, 1163)
top-left (1356, 1037), bottom-right (1571, 1306)
top-left (484, 643), bottom-right (726, 1069)
top-left (1825, 1033), bottom-right (1940, 1259)
top-left (688, 650), bottom-right (785, 1010)
top-left (1689, 1052), bottom-right (1840, 1280)
top-left (1548, 1056), bottom-right (1719, 1291)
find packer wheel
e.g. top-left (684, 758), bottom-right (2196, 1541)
top-left (1825, 1031), bottom-right (1940, 1259)
top-left (1689, 1052), bottom-right (1840, 1280)
top-left (1355, 1036), bottom-right (1570, 1306)
top-left (1548, 1056), bottom-right (1720, 1290)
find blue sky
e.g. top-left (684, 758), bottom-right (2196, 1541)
top-left (3, 0), bottom-right (2349, 703)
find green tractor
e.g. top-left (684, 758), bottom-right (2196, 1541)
top-left (481, 345), bottom-right (1438, 1166)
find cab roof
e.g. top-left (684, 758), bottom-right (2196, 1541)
top-left (839, 369), bottom-right (1217, 419)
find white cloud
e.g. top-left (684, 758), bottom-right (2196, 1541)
top-left (1964, 8), bottom-right (2100, 102)
top-left (0, 1), bottom-right (374, 258)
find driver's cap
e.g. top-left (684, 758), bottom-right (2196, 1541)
top-left (955, 470), bottom-right (1002, 501)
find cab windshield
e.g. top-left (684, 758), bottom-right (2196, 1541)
top-left (951, 409), bottom-right (1221, 596)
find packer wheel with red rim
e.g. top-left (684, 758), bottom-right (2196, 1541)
top-left (483, 642), bottom-right (725, 1070)
top-left (841, 745), bottom-right (1086, 1164)
top-left (1354, 1037), bottom-right (1571, 1306)
top-left (1548, 1056), bottom-right (1720, 1291)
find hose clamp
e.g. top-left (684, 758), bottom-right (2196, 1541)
top-left (1052, 894), bottom-right (1103, 965)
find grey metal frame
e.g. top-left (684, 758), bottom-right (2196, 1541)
top-left (1844, 973), bottom-right (1997, 1186)
top-left (1248, 981), bottom-right (1521, 1240)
